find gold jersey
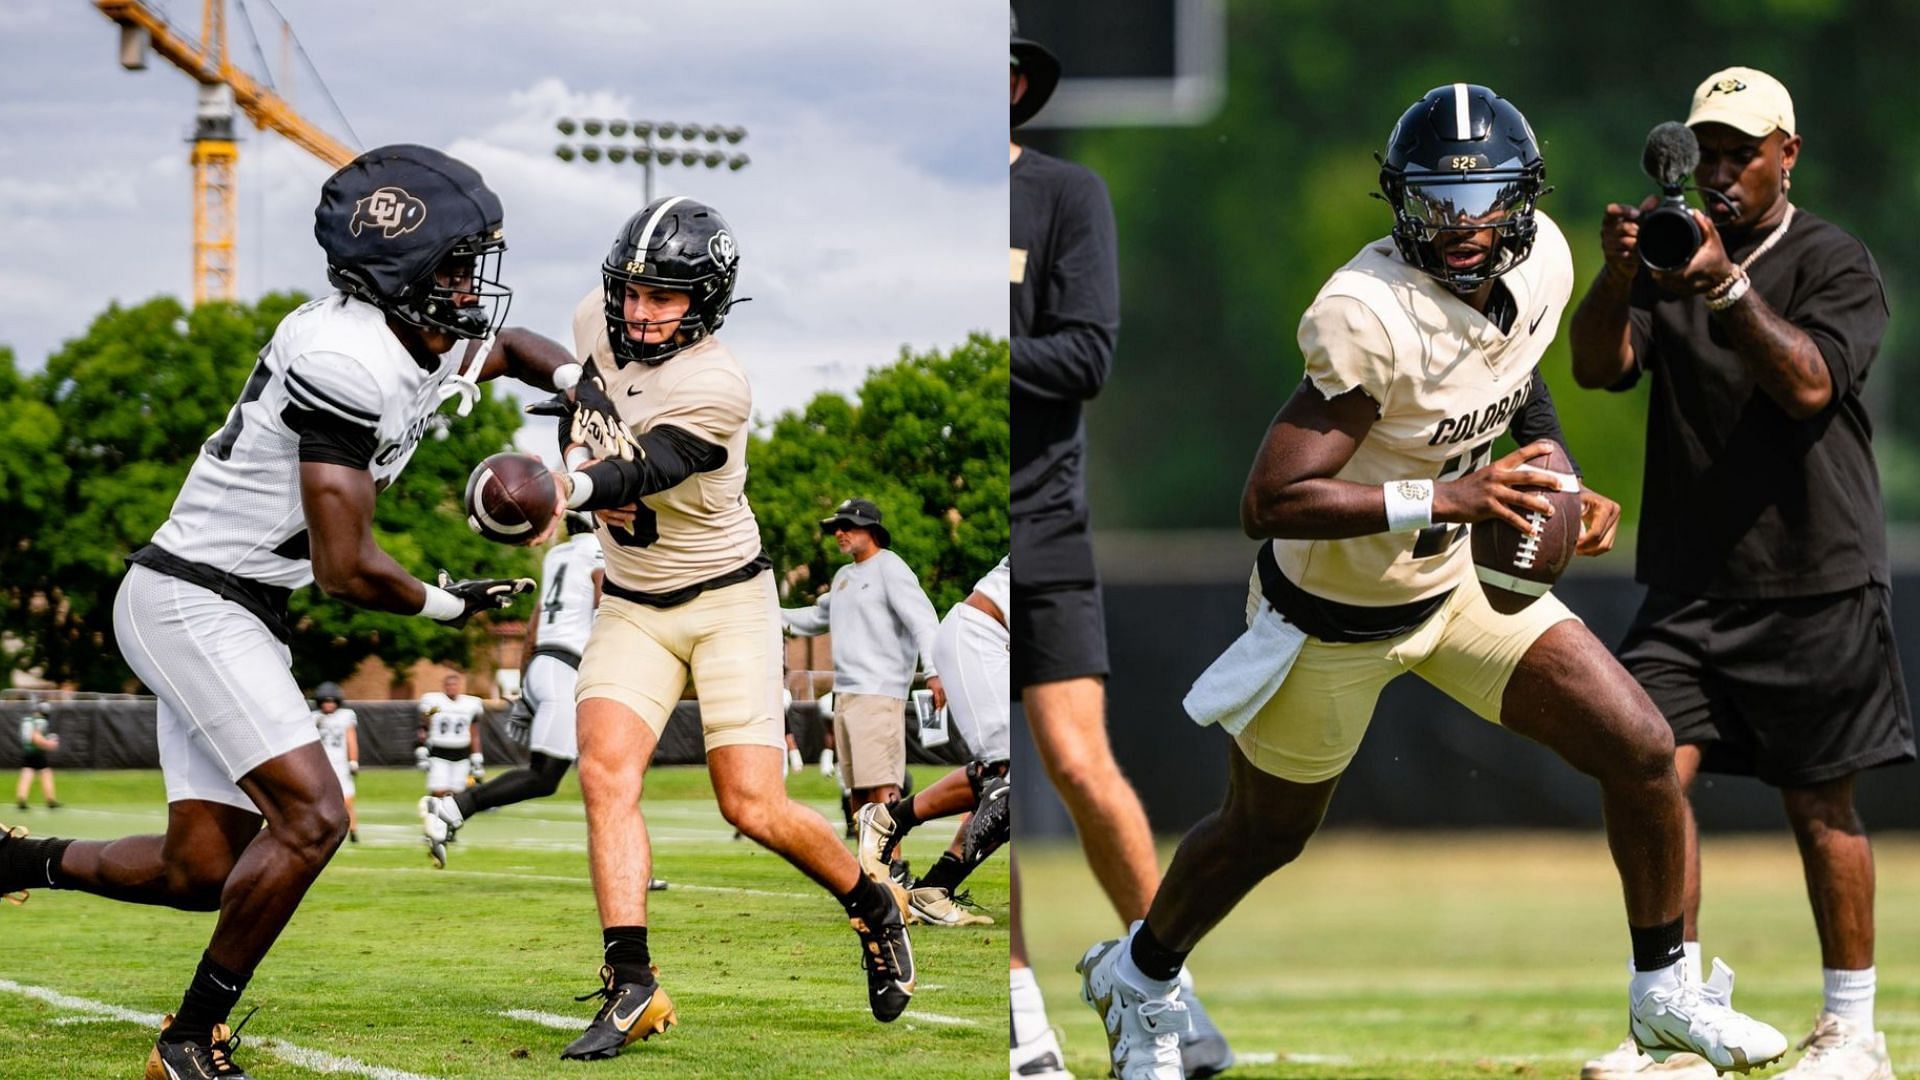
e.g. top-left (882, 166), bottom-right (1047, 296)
top-left (1272, 211), bottom-right (1574, 608)
top-left (570, 286), bottom-right (762, 595)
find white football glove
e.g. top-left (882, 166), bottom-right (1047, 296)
top-left (469, 753), bottom-right (486, 780)
top-left (414, 745), bottom-right (430, 771)
top-left (348, 761), bottom-right (359, 775)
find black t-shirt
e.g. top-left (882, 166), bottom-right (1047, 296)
top-left (1617, 206), bottom-right (1889, 598)
top-left (1011, 148), bottom-right (1119, 585)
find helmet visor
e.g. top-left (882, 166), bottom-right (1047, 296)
top-left (1399, 175), bottom-right (1532, 238)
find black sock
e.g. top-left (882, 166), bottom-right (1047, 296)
top-left (4, 835), bottom-right (73, 890)
top-left (915, 852), bottom-right (968, 893)
top-left (163, 953), bottom-right (250, 1044)
top-left (1629, 916), bottom-right (1686, 973)
top-left (1128, 919), bottom-right (1190, 984)
top-left (603, 926), bottom-right (655, 987)
top-left (452, 789), bottom-right (480, 819)
top-left (837, 873), bottom-right (889, 925)
top-left (888, 795), bottom-right (922, 836)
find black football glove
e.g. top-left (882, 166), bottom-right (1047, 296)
top-left (432, 570), bottom-right (535, 628)
top-left (566, 358), bottom-right (641, 462)
top-left (500, 694), bottom-right (534, 748)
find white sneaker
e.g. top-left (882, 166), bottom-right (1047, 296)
top-left (1078, 935), bottom-right (1188, 1080)
top-left (1630, 959), bottom-right (1789, 1073)
top-left (419, 795), bottom-right (461, 869)
top-left (1775, 1013), bottom-right (1895, 1079)
top-left (908, 886), bottom-right (994, 926)
top-left (1582, 1036), bottom-right (1718, 1079)
top-left (855, 801), bottom-right (898, 882)
top-left (1012, 1025), bottom-right (1074, 1079)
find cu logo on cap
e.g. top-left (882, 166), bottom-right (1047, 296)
top-left (708, 230), bottom-right (737, 267)
top-left (1706, 78), bottom-right (1748, 97)
top-left (350, 186), bottom-right (428, 239)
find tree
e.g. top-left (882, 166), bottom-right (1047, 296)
top-left (0, 294), bottom-right (537, 690)
top-left (749, 333), bottom-right (1009, 612)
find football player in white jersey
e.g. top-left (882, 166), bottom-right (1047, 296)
top-left (417, 672), bottom-right (487, 805)
top-left (421, 512), bottom-right (604, 866)
top-left (540, 198), bottom-right (916, 1061)
top-left (311, 683), bottom-right (358, 843)
top-left (1076, 88), bottom-right (1790, 1080)
top-left (0, 145), bottom-right (584, 1078)
top-left (856, 556), bottom-right (1010, 930)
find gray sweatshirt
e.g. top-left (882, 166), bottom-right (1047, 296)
top-left (782, 549), bottom-right (940, 698)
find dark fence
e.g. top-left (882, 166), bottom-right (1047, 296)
top-left (1015, 565), bottom-right (1920, 838)
top-left (1, 700), bottom-right (971, 772)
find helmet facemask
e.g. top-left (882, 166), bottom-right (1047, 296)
top-left (1384, 164), bottom-right (1542, 293)
top-left (394, 230), bottom-right (513, 340)
top-left (600, 265), bottom-right (734, 366)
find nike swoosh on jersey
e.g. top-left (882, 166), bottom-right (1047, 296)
top-left (1529, 307), bottom-right (1549, 334)
top-left (625, 386), bottom-right (644, 396)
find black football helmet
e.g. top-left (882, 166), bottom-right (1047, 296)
top-left (316, 145), bottom-right (512, 339)
top-left (601, 196), bottom-right (740, 366)
top-left (1378, 85), bottom-right (1547, 293)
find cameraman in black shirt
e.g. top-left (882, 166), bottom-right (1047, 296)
top-left (1007, 9), bottom-right (1232, 1079)
top-left (1570, 67), bottom-right (1910, 1079)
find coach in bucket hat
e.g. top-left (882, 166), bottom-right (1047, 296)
top-left (820, 497), bottom-right (892, 549)
top-left (1010, 5), bottom-right (1060, 129)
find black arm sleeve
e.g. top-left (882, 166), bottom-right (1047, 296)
top-left (573, 425), bottom-right (727, 511)
top-left (284, 405), bottom-right (380, 469)
top-left (1507, 371), bottom-right (1583, 476)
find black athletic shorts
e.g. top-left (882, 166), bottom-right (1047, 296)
top-left (1618, 584), bottom-right (1915, 787)
top-left (20, 747), bottom-right (48, 771)
top-left (1011, 509), bottom-right (1109, 691)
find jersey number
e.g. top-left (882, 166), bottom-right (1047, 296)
top-left (542, 564), bottom-right (568, 625)
top-left (605, 505), bottom-right (660, 549)
top-left (207, 353), bottom-right (273, 462)
top-left (1409, 442), bottom-right (1493, 558)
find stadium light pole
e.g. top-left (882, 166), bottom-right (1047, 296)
top-left (554, 118), bottom-right (749, 204)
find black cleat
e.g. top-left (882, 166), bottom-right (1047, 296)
top-left (145, 1011), bottom-right (254, 1079)
top-left (559, 964), bottom-right (676, 1060)
top-left (887, 858), bottom-right (912, 892)
top-left (852, 882), bottom-right (916, 1022)
top-left (648, 878), bottom-right (668, 891)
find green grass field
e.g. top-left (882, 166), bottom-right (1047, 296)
top-left (0, 765), bottom-right (1007, 1079)
top-left (1022, 832), bottom-right (1920, 1079)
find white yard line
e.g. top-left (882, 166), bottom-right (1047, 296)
top-left (328, 865), bottom-right (815, 901)
top-left (0, 979), bottom-right (437, 1080)
top-left (498, 1009), bottom-right (581, 1031)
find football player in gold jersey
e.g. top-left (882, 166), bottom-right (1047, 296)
top-left (1076, 86), bottom-right (1789, 1080)
top-left (542, 198), bottom-right (915, 1062)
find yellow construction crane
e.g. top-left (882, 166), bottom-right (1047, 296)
top-left (94, 0), bottom-right (357, 304)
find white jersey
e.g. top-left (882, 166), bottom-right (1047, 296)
top-left (147, 292), bottom-right (481, 588)
top-left (313, 707), bottom-right (356, 767)
top-left (419, 692), bottom-right (485, 749)
top-left (534, 534), bottom-right (605, 655)
top-left (19, 715), bottom-right (47, 750)
top-left (972, 557), bottom-right (1011, 621)
top-left (1276, 212), bottom-right (1575, 607)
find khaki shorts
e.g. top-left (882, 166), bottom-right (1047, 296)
top-left (575, 572), bottom-right (785, 754)
top-left (1234, 576), bottom-right (1579, 784)
top-left (833, 692), bottom-right (907, 791)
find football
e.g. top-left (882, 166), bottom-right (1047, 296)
top-left (464, 452), bottom-right (558, 545)
top-left (1470, 442), bottom-right (1583, 614)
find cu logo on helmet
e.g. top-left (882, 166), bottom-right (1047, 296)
top-left (349, 186), bottom-right (428, 239)
top-left (707, 230), bottom-right (737, 268)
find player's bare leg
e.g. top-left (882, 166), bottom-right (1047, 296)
top-left (709, 743), bottom-right (865, 890)
top-left (576, 696), bottom-right (658, 929)
top-left (1503, 620), bottom-right (1786, 1072)
top-left (1675, 744), bottom-right (1705, 941)
top-left (211, 746), bottom-right (351, 970)
top-left (39, 770), bottom-right (55, 805)
top-left (13, 769), bottom-right (29, 807)
top-left (1025, 676), bottom-right (1158, 923)
top-left (44, 800), bottom-right (259, 909)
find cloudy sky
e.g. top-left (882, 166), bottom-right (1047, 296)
top-left (0, 0), bottom-right (1005, 451)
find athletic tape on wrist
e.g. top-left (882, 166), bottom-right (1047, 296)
top-left (552, 362), bottom-right (583, 392)
top-left (417, 583), bottom-right (466, 622)
top-left (564, 471), bottom-right (594, 509)
top-left (1382, 479), bottom-right (1435, 532)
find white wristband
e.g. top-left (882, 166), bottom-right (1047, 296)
top-left (551, 362), bottom-right (583, 392)
top-left (563, 444), bottom-right (592, 471)
top-left (1382, 479), bottom-right (1435, 533)
top-left (417, 583), bottom-right (465, 622)
top-left (564, 470), bottom-right (595, 509)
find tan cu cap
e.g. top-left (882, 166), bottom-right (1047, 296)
top-left (1686, 66), bottom-right (1795, 137)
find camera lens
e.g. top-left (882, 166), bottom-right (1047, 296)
top-left (1639, 199), bottom-right (1702, 272)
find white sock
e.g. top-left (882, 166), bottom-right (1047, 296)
top-left (1011, 966), bottom-right (1049, 1047)
top-left (1823, 967), bottom-right (1874, 1030)
top-left (1115, 923), bottom-right (1178, 995)
top-left (1629, 957), bottom-right (1683, 1005)
top-left (1683, 941), bottom-right (1702, 984)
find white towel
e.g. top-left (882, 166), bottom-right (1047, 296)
top-left (1182, 599), bottom-right (1308, 736)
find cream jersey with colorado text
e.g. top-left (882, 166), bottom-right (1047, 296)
top-left (1274, 211), bottom-right (1574, 608)
top-left (570, 287), bottom-right (761, 595)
